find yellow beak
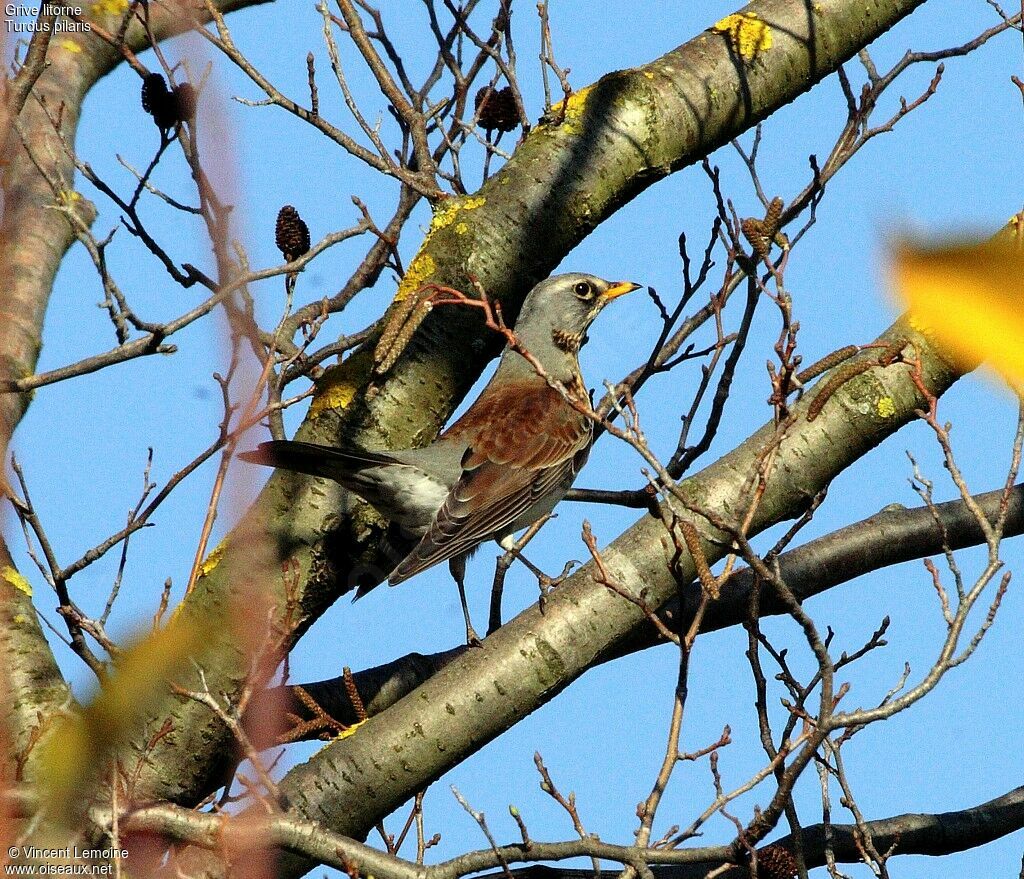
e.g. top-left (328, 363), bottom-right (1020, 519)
top-left (601, 281), bottom-right (643, 303)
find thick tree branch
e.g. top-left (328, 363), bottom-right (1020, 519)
top-left (5, 776), bottom-right (1014, 877)
top-left (621, 476), bottom-right (1024, 654)
top-left (105, 777), bottom-right (1024, 879)
top-left (472, 784), bottom-right (1024, 878)
top-left (251, 647), bottom-right (468, 737)
top-left (271, 479), bottom-right (1024, 740)
top-left (0, 541), bottom-right (72, 781)
top-left (1, 25), bottom-right (101, 783)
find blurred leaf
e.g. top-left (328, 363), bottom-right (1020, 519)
top-left (39, 612), bottom-right (210, 818)
top-left (893, 216), bottom-right (1024, 384)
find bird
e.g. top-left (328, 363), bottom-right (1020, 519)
top-left (240, 273), bottom-right (641, 643)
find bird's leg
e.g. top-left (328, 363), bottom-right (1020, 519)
top-left (449, 554), bottom-right (483, 647)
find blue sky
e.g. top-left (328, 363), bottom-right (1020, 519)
top-left (6, 1), bottom-right (1024, 875)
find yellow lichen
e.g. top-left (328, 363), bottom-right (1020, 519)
top-left (58, 39), bottom-right (82, 52)
top-left (712, 12), bottom-right (773, 60)
top-left (555, 84), bottom-right (594, 117)
top-left (551, 84), bottom-right (596, 134)
top-left (309, 351), bottom-right (372, 416)
top-left (90, 0), bottom-right (128, 14)
top-left (199, 540), bottom-right (227, 579)
top-left (876, 397), bottom-right (896, 418)
top-left (429, 201), bottom-right (461, 232)
top-left (429, 195), bottom-right (486, 233)
top-left (2, 566), bottom-right (32, 597)
top-left (310, 373), bottom-right (358, 416)
top-left (337, 719), bottom-right (367, 739)
top-left (395, 253), bottom-right (437, 302)
top-left (392, 195), bottom-right (487, 301)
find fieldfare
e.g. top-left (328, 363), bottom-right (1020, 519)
top-left (241, 273), bottom-right (641, 642)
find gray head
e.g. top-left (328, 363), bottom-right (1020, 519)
top-left (510, 273), bottom-right (641, 363)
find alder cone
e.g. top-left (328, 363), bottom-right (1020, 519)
top-left (474, 86), bottom-right (518, 133)
top-left (141, 73), bottom-right (178, 131)
top-left (755, 845), bottom-right (797, 879)
top-left (276, 206), bottom-right (311, 263)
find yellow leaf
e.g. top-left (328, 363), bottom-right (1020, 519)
top-left (892, 225), bottom-right (1024, 384)
top-left (39, 613), bottom-right (210, 815)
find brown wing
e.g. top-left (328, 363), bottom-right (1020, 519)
top-left (389, 379), bottom-right (591, 584)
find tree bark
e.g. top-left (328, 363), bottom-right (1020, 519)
top-left (115, 782), bottom-right (1024, 878)
top-left (0, 542), bottom-right (72, 781)
top-left (270, 479), bottom-right (1024, 739)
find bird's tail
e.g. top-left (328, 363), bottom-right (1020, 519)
top-left (239, 440), bottom-right (400, 486)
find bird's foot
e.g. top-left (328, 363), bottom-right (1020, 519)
top-left (465, 622), bottom-right (484, 648)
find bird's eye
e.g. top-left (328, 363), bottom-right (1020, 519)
top-left (573, 281), bottom-right (594, 300)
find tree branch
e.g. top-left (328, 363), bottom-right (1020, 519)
top-left (271, 478), bottom-right (1024, 742)
top-left (0, 540), bottom-right (73, 781)
top-left (99, 781), bottom-right (1024, 879)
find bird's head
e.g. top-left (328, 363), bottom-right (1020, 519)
top-left (513, 273), bottom-right (642, 355)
